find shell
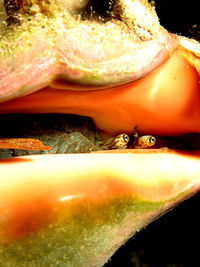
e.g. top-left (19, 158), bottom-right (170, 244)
top-left (1, 45), bottom-right (200, 136)
top-left (0, 0), bottom-right (176, 103)
top-left (1, 151), bottom-right (200, 266)
top-left (0, 1), bottom-right (200, 136)
top-left (1, 1), bottom-right (200, 266)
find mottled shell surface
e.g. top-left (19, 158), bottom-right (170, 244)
top-left (0, 0), bottom-right (177, 103)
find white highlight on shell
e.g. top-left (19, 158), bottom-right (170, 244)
top-left (178, 36), bottom-right (200, 56)
top-left (60, 194), bottom-right (85, 202)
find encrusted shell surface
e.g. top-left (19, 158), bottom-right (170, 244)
top-left (0, 0), bottom-right (177, 103)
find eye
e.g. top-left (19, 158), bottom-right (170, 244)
top-left (123, 134), bottom-right (130, 143)
top-left (149, 136), bottom-right (156, 145)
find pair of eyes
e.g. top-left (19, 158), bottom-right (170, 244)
top-left (122, 134), bottom-right (156, 145)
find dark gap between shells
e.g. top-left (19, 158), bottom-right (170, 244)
top-left (0, 113), bottom-right (200, 159)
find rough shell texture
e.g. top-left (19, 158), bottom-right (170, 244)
top-left (0, 0), bottom-right (177, 103)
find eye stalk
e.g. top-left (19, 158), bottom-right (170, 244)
top-left (133, 134), bottom-right (156, 149)
top-left (123, 134), bottom-right (130, 144)
top-left (149, 136), bottom-right (156, 145)
top-left (97, 133), bottom-right (130, 150)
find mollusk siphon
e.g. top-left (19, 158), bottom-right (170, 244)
top-left (1, 0), bottom-right (200, 266)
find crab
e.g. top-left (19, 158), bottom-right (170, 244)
top-left (1, 0), bottom-right (200, 266)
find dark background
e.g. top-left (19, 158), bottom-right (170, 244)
top-left (84, 1), bottom-right (200, 266)
top-left (84, 0), bottom-right (200, 38)
top-left (154, 0), bottom-right (199, 37)
top-left (105, 193), bottom-right (200, 267)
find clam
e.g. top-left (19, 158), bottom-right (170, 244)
top-left (1, 0), bottom-right (200, 266)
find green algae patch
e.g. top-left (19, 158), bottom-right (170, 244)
top-left (0, 196), bottom-right (165, 267)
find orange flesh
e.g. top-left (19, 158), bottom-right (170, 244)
top-left (0, 47), bottom-right (200, 136)
top-left (0, 138), bottom-right (51, 150)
